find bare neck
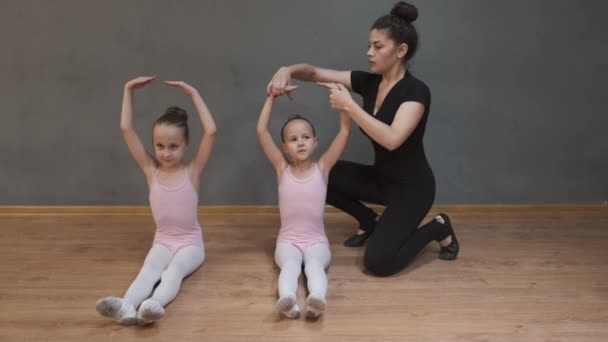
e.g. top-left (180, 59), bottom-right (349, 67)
top-left (290, 159), bottom-right (314, 171)
top-left (381, 64), bottom-right (407, 84)
top-left (158, 162), bottom-right (186, 174)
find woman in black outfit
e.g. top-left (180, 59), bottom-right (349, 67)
top-left (267, 2), bottom-right (459, 276)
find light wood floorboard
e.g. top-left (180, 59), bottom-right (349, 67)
top-left (1, 207), bottom-right (607, 341)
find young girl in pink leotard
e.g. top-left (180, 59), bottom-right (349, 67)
top-left (96, 76), bottom-right (217, 325)
top-left (257, 83), bottom-right (351, 319)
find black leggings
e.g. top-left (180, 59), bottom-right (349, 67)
top-left (327, 160), bottom-right (446, 276)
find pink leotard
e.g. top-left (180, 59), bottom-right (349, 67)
top-left (149, 166), bottom-right (203, 255)
top-left (277, 163), bottom-right (329, 254)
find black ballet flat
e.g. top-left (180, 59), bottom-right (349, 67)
top-left (343, 230), bottom-right (373, 247)
top-left (435, 213), bottom-right (460, 260)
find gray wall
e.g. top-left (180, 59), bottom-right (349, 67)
top-left (1, 0), bottom-right (606, 205)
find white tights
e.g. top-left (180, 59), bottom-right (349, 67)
top-left (274, 242), bottom-right (331, 301)
top-left (124, 244), bottom-right (204, 307)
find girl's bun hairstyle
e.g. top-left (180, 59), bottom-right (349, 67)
top-left (153, 106), bottom-right (190, 143)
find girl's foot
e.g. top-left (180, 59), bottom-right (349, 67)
top-left (304, 294), bottom-right (326, 320)
top-left (95, 296), bottom-right (137, 325)
top-left (137, 299), bottom-right (165, 325)
top-left (276, 295), bottom-right (300, 319)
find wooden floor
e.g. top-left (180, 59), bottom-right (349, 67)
top-left (1, 206), bottom-right (607, 341)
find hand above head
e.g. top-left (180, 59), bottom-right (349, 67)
top-left (125, 76), bottom-right (156, 90)
top-left (269, 85), bottom-right (299, 100)
top-left (267, 68), bottom-right (298, 100)
top-left (316, 82), bottom-right (354, 112)
top-left (165, 81), bottom-right (198, 96)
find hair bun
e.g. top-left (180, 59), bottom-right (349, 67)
top-left (390, 1), bottom-right (418, 24)
top-left (166, 106), bottom-right (188, 122)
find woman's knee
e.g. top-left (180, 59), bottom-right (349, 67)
top-left (363, 247), bottom-right (399, 277)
